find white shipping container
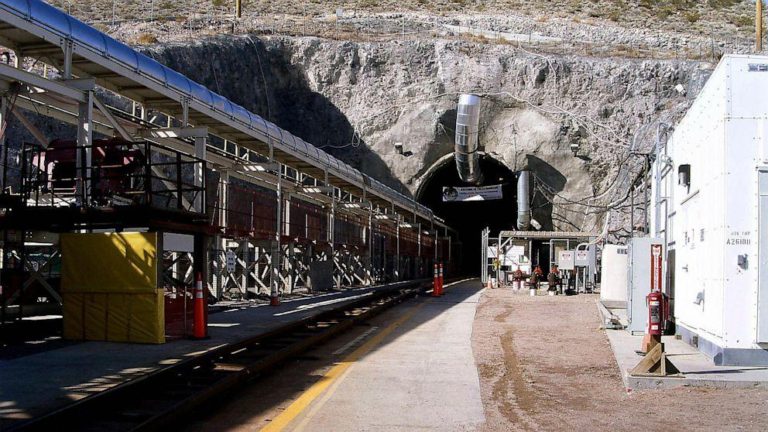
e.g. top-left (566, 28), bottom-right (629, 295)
top-left (654, 55), bottom-right (768, 365)
top-left (600, 244), bottom-right (628, 303)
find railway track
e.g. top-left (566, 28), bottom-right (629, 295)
top-left (10, 281), bottom-right (429, 432)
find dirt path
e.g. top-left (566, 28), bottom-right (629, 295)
top-left (471, 287), bottom-right (768, 432)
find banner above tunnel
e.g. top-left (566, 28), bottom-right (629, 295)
top-left (442, 185), bottom-right (503, 202)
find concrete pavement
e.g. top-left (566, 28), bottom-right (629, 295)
top-left (0, 282), bottom-right (415, 427)
top-left (606, 328), bottom-right (768, 390)
top-left (272, 279), bottom-right (486, 432)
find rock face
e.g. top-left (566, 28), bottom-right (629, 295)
top-left (149, 35), bottom-right (710, 234)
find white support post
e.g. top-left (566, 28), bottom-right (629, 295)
top-left (182, 98), bottom-right (189, 127)
top-left (194, 135), bottom-right (206, 213)
top-left (0, 96), bottom-right (7, 191)
top-left (271, 163), bottom-right (283, 300)
top-left (417, 223), bottom-right (422, 257)
top-left (368, 206), bottom-right (374, 285)
top-left (395, 215), bottom-right (401, 281)
top-left (62, 41), bottom-right (73, 79)
top-left (241, 239), bottom-right (249, 295)
top-left (219, 170), bottom-right (230, 229)
top-left (217, 169), bottom-right (230, 298)
top-left (76, 90), bottom-right (93, 206)
top-left (330, 198), bottom-right (338, 289)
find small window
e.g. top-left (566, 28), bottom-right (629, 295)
top-left (678, 164), bottom-right (691, 189)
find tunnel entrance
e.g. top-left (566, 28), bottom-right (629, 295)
top-left (417, 155), bottom-right (518, 275)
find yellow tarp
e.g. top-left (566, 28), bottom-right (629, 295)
top-left (61, 232), bottom-right (157, 294)
top-left (63, 291), bottom-right (164, 344)
top-left (62, 292), bottom-right (84, 340)
top-left (107, 293), bottom-right (130, 342)
top-left (61, 232), bottom-right (164, 344)
top-left (127, 290), bottom-right (164, 344)
top-left (83, 293), bottom-right (108, 341)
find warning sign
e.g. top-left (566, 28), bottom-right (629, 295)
top-left (226, 250), bottom-right (237, 273)
top-left (442, 185), bottom-right (503, 202)
top-left (651, 244), bottom-right (662, 292)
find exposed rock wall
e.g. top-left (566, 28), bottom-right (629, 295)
top-left (146, 36), bottom-right (711, 234)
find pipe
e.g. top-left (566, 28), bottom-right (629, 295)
top-left (455, 94), bottom-right (483, 184)
top-left (517, 170), bottom-right (531, 230)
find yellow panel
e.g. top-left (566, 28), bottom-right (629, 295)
top-left (127, 290), bottom-right (165, 344)
top-left (106, 294), bottom-right (131, 343)
top-left (62, 293), bottom-right (84, 340)
top-left (61, 232), bottom-right (157, 294)
top-left (83, 293), bottom-right (108, 341)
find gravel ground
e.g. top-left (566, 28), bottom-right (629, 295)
top-left (471, 288), bottom-right (768, 432)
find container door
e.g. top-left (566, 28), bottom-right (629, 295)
top-left (758, 171), bottom-right (768, 342)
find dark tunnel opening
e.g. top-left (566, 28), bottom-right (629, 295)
top-left (417, 155), bottom-right (519, 275)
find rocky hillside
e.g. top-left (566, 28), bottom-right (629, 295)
top-left (51, 0), bottom-right (755, 38)
top-left (53, 1), bottom-right (760, 60)
top-left (5, 1), bottom-right (739, 238)
top-left (148, 36), bottom-right (709, 234)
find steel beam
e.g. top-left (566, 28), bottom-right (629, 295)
top-left (0, 62), bottom-right (84, 102)
top-left (76, 90), bottom-right (93, 205)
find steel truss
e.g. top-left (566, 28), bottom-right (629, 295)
top-left (0, 1), bottom-right (459, 322)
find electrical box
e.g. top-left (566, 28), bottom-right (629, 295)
top-left (558, 250), bottom-right (575, 270)
top-left (627, 237), bottom-right (664, 334)
top-left (601, 244), bottom-right (628, 303)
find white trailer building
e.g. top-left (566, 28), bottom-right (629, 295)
top-left (651, 54), bottom-right (768, 365)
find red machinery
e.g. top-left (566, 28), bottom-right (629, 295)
top-left (647, 290), bottom-right (669, 336)
top-left (30, 138), bottom-right (145, 205)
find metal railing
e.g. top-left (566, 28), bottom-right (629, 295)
top-left (20, 139), bottom-right (206, 213)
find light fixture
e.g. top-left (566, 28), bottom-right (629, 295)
top-left (241, 162), bottom-right (280, 172)
top-left (302, 186), bottom-right (334, 194)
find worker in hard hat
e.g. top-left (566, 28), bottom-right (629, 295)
top-left (513, 266), bottom-right (524, 290)
top-left (530, 265), bottom-right (542, 290)
top-left (547, 265), bottom-right (560, 294)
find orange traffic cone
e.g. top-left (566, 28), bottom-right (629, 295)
top-left (270, 281), bottom-right (281, 306)
top-left (438, 262), bottom-right (444, 296)
top-left (432, 263), bottom-right (440, 297)
top-left (193, 272), bottom-right (207, 339)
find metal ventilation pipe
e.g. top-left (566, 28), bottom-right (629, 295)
top-left (517, 170), bottom-right (531, 230)
top-left (455, 94), bottom-right (483, 184)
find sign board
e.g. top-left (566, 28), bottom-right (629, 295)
top-left (226, 250), bottom-right (237, 273)
top-left (442, 185), bottom-right (503, 202)
top-left (651, 244), bottom-right (662, 292)
top-left (163, 232), bottom-right (194, 253)
top-left (575, 250), bottom-right (589, 267)
top-left (500, 246), bottom-right (526, 266)
top-left (557, 250), bottom-right (575, 270)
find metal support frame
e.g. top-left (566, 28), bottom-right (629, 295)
top-left (0, 95), bottom-right (7, 191)
top-left (271, 163), bottom-right (283, 299)
top-left (0, 7), bottom-right (462, 311)
top-left (76, 90), bottom-right (93, 206)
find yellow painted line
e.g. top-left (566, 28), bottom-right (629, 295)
top-left (259, 302), bottom-right (425, 432)
top-left (292, 357), bottom-right (354, 432)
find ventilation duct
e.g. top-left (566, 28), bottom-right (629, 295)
top-left (455, 94), bottom-right (483, 184)
top-left (517, 170), bottom-right (531, 230)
